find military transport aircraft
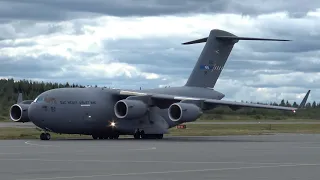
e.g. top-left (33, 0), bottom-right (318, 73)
top-left (9, 29), bottom-right (310, 140)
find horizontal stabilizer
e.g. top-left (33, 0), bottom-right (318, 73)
top-left (182, 36), bottom-right (291, 45)
top-left (182, 37), bottom-right (207, 45)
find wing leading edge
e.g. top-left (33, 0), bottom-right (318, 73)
top-left (116, 90), bottom-right (311, 112)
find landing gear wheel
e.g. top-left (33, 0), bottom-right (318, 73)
top-left (45, 133), bottom-right (51, 140)
top-left (140, 131), bottom-right (146, 139)
top-left (156, 134), bottom-right (163, 139)
top-left (108, 133), bottom-right (119, 139)
top-left (133, 134), bottom-right (140, 139)
top-left (40, 133), bottom-right (51, 140)
top-left (92, 134), bottom-right (98, 140)
top-left (113, 134), bottom-right (119, 139)
top-left (40, 133), bottom-right (45, 140)
top-left (133, 130), bottom-right (141, 139)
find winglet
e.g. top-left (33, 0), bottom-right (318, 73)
top-left (298, 90), bottom-right (311, 109)
top-left (17, 93), bottom-right (23, 104)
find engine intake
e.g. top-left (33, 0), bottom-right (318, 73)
top-left (168, 102), bottom-right (202, 122)
top-left (114, 99), bottom-right (148, 119)
top-left (9, 104), bottom-right (31, 122)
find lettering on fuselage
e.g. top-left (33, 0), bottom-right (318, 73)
top-left (44, 97), bottom-right (57, 104)
top-left (59, 100), bottom-right (96, 105)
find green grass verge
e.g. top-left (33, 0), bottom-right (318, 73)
top-left (197, 118), bottom-right (320, 122)
top-left (0, 116), bottom-right (8, 122)
top-left (169, 124), bottom-right (320, 136)
top-left (2, 123), bottom-right (320, 140)
top-left (198, 114), bottom-right (320, 122)
top-left (0, 128), bottom-right (92, 140)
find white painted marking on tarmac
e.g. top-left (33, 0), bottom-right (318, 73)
top-left (128, 147), bottom-right (156, 151)
top-left (24, 141), bottom-right (60, 147)
top-left (296, 146), bottom-right (320, 149)
top-left (17, 163), bottom-right (320, 180)
top-left (0, 152), bottom-right (23, 155)
top-left (0, 146), bottom-right (39, 148)
top-left (0, 150), bottom-right (88, 155)
top-left (0, 158), bottom-right (308, 165)
top-left (24, 141), bottom-right (155, 150)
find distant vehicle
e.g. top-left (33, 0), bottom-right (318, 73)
top-left (9, 29), bottom-right (310, 140)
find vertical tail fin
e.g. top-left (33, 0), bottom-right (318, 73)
top-left (183, 29), bottom-right (291, 88)
top-left (298, 90), bottom-right (310, 108)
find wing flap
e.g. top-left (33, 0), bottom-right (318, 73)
top-left (204, 99), bottom-right (297, 111)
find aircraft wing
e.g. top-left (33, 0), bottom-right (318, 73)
top-left (203, 99), bottom-right (296, 111)
top-left (203, 90), bottom-right (310, 112)
top-left (116, 90), bottom-right (310, 112)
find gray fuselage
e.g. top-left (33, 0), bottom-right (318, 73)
top-left (27, 86), bottom-right (224, 135)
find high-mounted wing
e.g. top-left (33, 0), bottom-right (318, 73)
top-left (115, 90), bottom-right (310, 113)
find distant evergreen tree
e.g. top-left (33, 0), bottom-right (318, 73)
top-left (286, 100), bottom-right (291, 107)
top-left (306, 102), bottom-right (311, 108)
top-left (0, 78), bottom-right (86, 119)
top-left (312, 101), bottom-right (317, 108)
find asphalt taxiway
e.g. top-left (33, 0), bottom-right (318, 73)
top-left (1, 134), bottom-right (320, 180)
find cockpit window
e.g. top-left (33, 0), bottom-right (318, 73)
top-left (33, 96), bottom-right (44, 103)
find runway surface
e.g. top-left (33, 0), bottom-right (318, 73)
top-left (1, 121), bottom-right (320, 129)
top-left (1, 134), bottom-right (320, 180)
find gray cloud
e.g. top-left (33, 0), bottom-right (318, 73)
top-left (0, 1), bottom-right (320, 103)
top-left (0, 55), bottom-right (64, 78)
top-left (0, 0), bottom-right (318, 22)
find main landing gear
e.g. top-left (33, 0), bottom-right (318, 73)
top-left (134, 129), bottom-right (163, 139)
top-left (40, 132), bottom-right (51, 140)
top-left (92, 133), bottom-right (119, 140)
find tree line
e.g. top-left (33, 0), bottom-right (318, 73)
top-left (0, 78), bottom-right (318, 120)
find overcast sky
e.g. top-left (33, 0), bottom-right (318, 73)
top-left (0, 0), bottom-right (319, 103)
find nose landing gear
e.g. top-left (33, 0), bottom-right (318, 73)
top-left (40, 133), bottom-right (51, 140)
top-left (133, 129), bottom-right (163, 139)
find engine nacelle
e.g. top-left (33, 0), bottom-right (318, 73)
top-left (9, 104), bottom-right (31, 122)
top-left (114, 99), bottom-right (148, 119)
top-left (168, 102), bottom-right (203, 122)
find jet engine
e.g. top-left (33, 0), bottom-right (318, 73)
top-left (168, 102), bottom-right (202, 122)
top-left (9, 103), bottom-right (31, 122)
top-left (114, 99), bottom-right (148, 119)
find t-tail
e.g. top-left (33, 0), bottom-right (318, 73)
top-left (183, 29), bottom-right (291, 89)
